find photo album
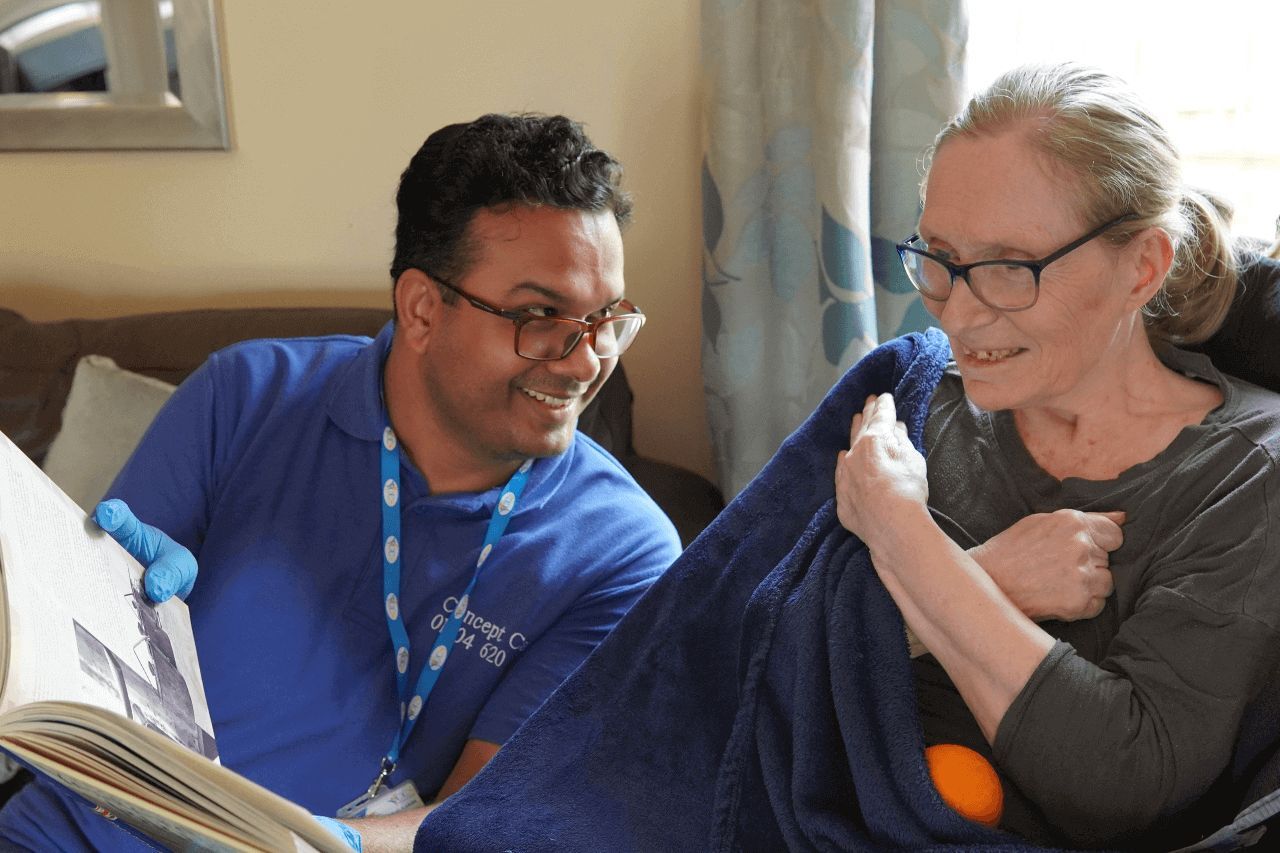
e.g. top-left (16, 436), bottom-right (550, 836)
top-left (0, 429), bottom-right (347, 851)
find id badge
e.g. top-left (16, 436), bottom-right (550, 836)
top-left (336, 779), bottom-right (425, 819)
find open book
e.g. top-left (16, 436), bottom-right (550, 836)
top-left (0, 429), bottom-right (347, 852)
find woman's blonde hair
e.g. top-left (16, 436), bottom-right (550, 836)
top-left (922, 63), bottom-right (1237, 345)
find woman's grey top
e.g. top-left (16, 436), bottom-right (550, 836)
top-left (917, 346), bottom-right (1280, 848)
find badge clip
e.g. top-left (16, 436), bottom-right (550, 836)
top-left (366, 756), bottom-right (395, 799)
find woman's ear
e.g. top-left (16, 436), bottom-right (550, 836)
top-left (1125, 227), bottom-right (1175, 309)
top-left (393, 268), bottom-right (443, 354)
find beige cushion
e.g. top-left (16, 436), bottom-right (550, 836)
top-left (42, 355), bottom-right (176, 513)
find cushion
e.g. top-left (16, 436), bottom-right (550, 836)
top-left (41, 355), bottom-right (175, 513)
top-left (0, 306), bottom-right (391, 464)
top-left (1193, 249), bottom-right (1280, 394)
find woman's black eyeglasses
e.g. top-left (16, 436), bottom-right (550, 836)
top-left (896, 213), bottom-right (1138, 311)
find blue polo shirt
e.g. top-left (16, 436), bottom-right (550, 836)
top-left (0, 322), bottom-right (680, 850)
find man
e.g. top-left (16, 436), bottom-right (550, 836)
top-left (0, 114), bottom-right (681, 851)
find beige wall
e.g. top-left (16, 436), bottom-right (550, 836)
top-left (0, 1), bottom-right (714, 482)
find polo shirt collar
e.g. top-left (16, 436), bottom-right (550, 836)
top-left (324, 319), bottom-right (570, 514)
top-left (326, 320), bottom-right (394, 443)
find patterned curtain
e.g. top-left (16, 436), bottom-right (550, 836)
top-left (701, 0), bottom-right (967, 496)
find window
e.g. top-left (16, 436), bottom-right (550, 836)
top-left (965, 2), bottom-right (1280, 242)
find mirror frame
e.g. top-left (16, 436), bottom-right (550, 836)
top-left (0, 0), bottom-right (229, 150)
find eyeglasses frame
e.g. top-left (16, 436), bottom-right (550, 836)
top-left (425, 271), bottom-right (646, 361)
top-left (895, 213), bottom-right (1139, 312)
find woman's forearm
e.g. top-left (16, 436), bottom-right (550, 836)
top-left (865, 502), bottom-right (1055, 742)
top-left (835, 393), bottom-right (1055, 741)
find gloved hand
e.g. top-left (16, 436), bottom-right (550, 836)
top-left (313, 816), bottom-right (363, 851)
top-left (93, 499), bottom-right (198, 603)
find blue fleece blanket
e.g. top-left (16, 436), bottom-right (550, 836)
top-left (416, 329), bottom-right (1050, 852)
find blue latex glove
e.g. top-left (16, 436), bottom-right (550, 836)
top-left (93, 499), bottom-right (198, 603)
top-left (313, 816), bottom-right (363, 851)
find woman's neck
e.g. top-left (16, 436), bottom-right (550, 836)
top-left (1012, 341), bottom-right (1223, 481)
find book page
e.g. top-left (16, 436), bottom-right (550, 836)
top-left (0, 702), bottom-right (343, 852)
top-left (4, 736), bottom-right (298, 852)
top-left (0, 430), bottom-right (216, 760)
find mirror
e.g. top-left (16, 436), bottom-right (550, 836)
top-left (0, 0), bottom-right (227, 149)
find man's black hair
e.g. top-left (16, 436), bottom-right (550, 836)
top-left (390, 113), bottom-right (632, 298)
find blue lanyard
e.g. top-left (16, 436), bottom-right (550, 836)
top-left (371, 416), bottom-right (532, 795)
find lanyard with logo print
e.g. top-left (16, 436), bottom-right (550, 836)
top-left (363, 415), bottom-right (532, 804)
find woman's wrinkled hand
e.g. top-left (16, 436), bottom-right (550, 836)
top-left (968, 509), bottom-right (1124, 622)
top-left (835, 393), bottom-right (928, 544)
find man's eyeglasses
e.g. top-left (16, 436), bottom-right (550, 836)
top-left (428, 273), bottom-right (646, 361)
top-left (896, 213), bottom-right (1138, 312)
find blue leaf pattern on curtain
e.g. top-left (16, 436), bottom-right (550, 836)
top-left (701, 0), bottom-right (966, 496)
top-left (870, 235), bottom-right (916, 295)
top-left (818, 207), bottom-right (874, 365)
top-left (702, 160), bottom-right (725, 256)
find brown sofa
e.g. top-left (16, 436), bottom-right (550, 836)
top-left (0, 305), bottom-right (724, 546)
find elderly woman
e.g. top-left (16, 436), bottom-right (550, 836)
top-left (416, 64), bottom-right (1280, 853)
top-left (837, 63), bottom-right (1280, 846)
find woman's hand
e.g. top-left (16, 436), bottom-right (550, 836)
top-left (836, 395), bottom-right (1056, 745)
top-left (968, 510), bottom-right (1124, 622)
top-left (835, 393), bottom-right (928, 546)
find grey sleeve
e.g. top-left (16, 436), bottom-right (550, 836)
top-left (993, 467), bottom-right (1280, 846)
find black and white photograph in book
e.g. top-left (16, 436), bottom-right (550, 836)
top-left (72, 578), bottom-right (216, 761)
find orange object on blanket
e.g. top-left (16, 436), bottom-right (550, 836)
top-left (925, 743), bottom-right (1004, 827)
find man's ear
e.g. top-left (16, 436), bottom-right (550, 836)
top-left (394, 268), bottom-right (443, 354)
top-left (1125, 226), bottom-right (1175, 310)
